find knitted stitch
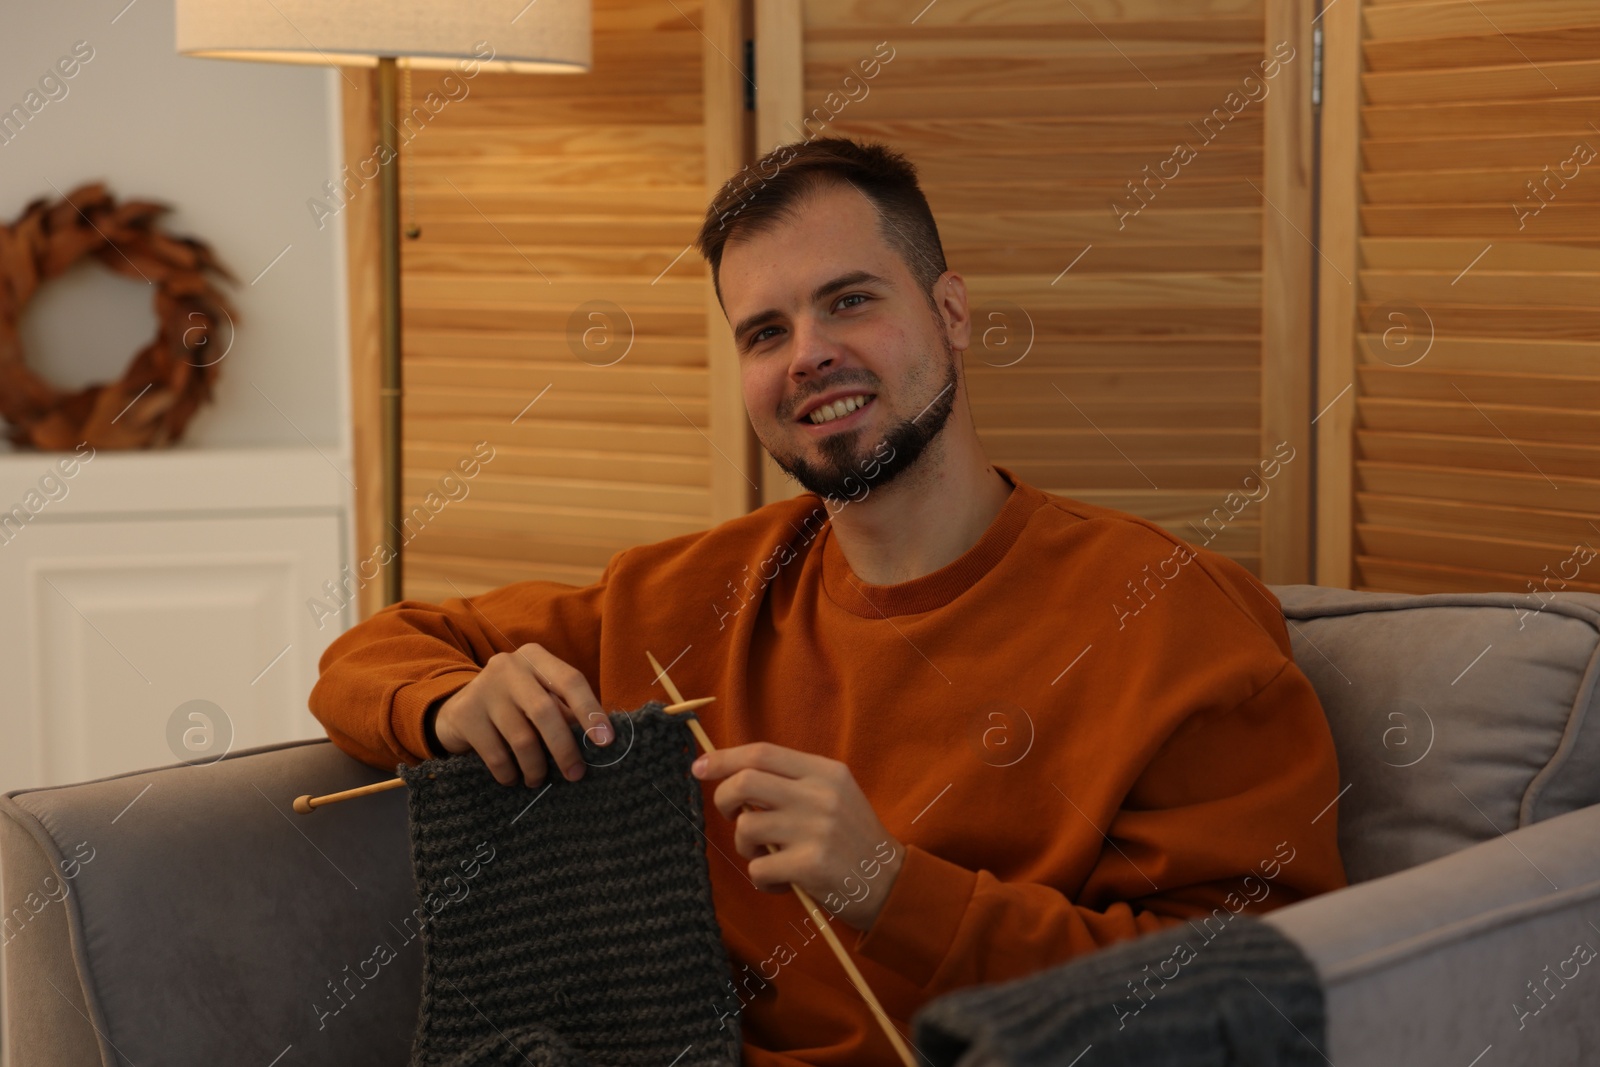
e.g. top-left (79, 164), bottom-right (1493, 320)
top-left (398, 702), bottom-right (742, 1067)
top-left (911, 916), bottom-right (1326, 1067)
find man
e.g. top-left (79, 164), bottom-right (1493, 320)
top-left (309, 136), bottom-right (1348, 1066)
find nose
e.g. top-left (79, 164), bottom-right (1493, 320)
top-left (786, 315), bottom-right (840, 387)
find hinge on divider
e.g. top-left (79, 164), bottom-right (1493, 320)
top-left (744, 39), bottom-right (756, 111)
top-left (1311, 23), bottom-right (1324, 109)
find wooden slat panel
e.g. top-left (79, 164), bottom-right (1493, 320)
top-left (1354, 304), bottom-right (1600, 339)
top-left (1356, 492), bottom-right (1600, 547)
top-left (1363, 268), bottom-right (1600, 307)
top-left (407, 330), bottom-right (707, 368)
top-left (1363, 27), bottom-right (1600, 73)
top-left (407, 442), bottom-right (708, 488)
top-left (366, 0), bottom-right (745, 599)
top-left (409, 497), bottom-right (708, 543)
top-left (1363, 134), bottom-right (1600, 172)
top-left (407, 417), bottom-right (710, 456)
top-left (406, 359), bottom-right (707, 397)
top-left (1356, 461), bottom-right (1600, 515)
top-left (839, 116), bottom-right (1266, 153)
top-left (404, 391), bottom-right (711, 426)
top-left (1361, 100), bottom-right (1600, 140)
top-left (405, 275), bottom-right (706, 307)
top-left (1364, 0), bottom-right (1599, 39)
top-left (1363, 59), bottom-right (1600, 104)
top-left (807, 50), bottom-right (1266, 87)
top-left (996, 458), bottom-right (1276, 488)
top-left (805, 0), bottom-right (1263, 27)
top-left (403, 472), bottom-right (710, 518)
top-left (969, 399), bottom-right (1262, 428)
top-left (405, 304), bottom-right (706, 337)
top-left (979, 428), bottom-right (1261, 460)
top-left (1316, 0), bottom-right (1600, 592)
top-left (1356, 525), bottom-right (1600, 589)
top-left (1356, 430), bottom-right (1600, 480)
top-left (1357, 372), bottom-right (1600, 413)
top-left (412, 527), bottom-right (649, 571)
top-left (1359, 239), bottom-right (1600, 272)
top-left (1361, 203), bottom-right (1600, 238)
top-left (936, 206), bottom-right (1266, 244)
top-left (1361, 171), bottom-right (1600, 204)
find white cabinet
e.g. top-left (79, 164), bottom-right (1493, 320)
top-left (0, 446), bottom-right (350, 793)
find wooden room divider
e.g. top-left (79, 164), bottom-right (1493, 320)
top-left (753, 0), bottom-right (1316, 587)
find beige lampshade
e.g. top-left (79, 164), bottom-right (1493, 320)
top-left (175, 0), bottom-right (591, 73)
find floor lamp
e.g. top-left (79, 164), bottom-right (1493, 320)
top-left (175, 1), bottom-right (592, 606)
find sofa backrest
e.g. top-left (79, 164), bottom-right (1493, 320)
top-left (1268, 585), bottom-right (1600, 884)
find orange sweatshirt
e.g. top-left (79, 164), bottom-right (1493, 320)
top-left (308, 464), bottom-right (1348, 1066)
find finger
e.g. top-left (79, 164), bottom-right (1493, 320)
top-left (731, 807), bottom-right (801, 860)
top-left (510, 678), bottom-right (588, 782)
top-left (459, 708), bottom-right (522, 787)
top-left (713, 769), bottom-right (807, 821)
top-left (747, 851), bottom-right (805, 895)
top-left (488, 696), bottom-right (551, 788)
top-left (702, 741), bottom-right (822, 782)
top-left (522, 645), bottom-right (610, 746)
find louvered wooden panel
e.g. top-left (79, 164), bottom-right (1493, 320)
top-left (1318, 0), bottom-right (1600, 594)
top-left (340, 0), bottom-right (753, 612)
top-left (757, 0), bottom-right (1315, 579)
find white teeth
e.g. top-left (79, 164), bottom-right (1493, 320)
top-left (807, 394), bottom-right (873, 424)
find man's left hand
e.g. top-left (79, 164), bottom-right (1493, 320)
top-left (692, 742), bottom-right (904, 932)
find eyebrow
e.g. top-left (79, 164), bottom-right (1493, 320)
top-left (731, 269), bottom-right (892, 349)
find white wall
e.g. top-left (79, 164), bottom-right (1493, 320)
top-left (0, 8), bottom-right (358, 1051)
top-left (0, 0), bottom-right (349, 453)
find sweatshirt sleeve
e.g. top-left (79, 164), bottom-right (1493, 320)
top-left (848, 656), bottom-right (1348, 997)
top-left (307, 550), bottom-right (625, 770)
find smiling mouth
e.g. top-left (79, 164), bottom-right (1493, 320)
top-left (799, 393), bottom-right (876, 427)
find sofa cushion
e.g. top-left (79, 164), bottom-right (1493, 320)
top-left (1268, 585), bottom-right (1600, 883)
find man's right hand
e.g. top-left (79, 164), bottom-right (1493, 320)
top-left (431, 643), bottom-right (613, 787)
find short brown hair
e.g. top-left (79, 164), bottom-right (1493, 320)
top-left (694, 136), bottom-right (948, 313)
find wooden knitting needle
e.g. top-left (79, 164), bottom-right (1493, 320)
top-left (293, 696), bottom-right (718, 813)
top-left (646, 652), bottom-right (918, 1067)
top-left (294, 776), bottom-right (408, 811)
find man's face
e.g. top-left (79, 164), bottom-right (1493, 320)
top-left (719, 181), bottom-right (969, 504)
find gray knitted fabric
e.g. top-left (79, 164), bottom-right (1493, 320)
top-left (911, 915), bottom-right (1326, 1067)
top-left (398, 702), bottom-right (742, 1067)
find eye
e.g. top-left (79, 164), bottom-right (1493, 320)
top-left (750, 325), bottom-right (782, 347)
top-left (836, 293), bottom-right (869, 310)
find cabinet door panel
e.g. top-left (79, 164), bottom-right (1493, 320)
top-left (0, 515), bottom-right (345, 790)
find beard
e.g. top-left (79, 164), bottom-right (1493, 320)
top-left (768, 341), bottom-right (961, 506)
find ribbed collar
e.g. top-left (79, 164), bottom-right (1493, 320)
top-left (820, 464), bottom-right (1045, 618)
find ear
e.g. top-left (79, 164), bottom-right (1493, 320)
top-left (934, 271), bottom-right (972, 352)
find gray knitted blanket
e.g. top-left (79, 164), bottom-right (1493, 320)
top-left (911, 915), bottom-right (1326, 1067)
top-left (398, 701), bottom-right (743, 1067)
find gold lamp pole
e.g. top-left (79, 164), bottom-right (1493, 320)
top-left (174, 1), bottom-right (593, 606)
top-left (376, 56), bottom-right (404, 605)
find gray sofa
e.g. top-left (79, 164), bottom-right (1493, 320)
top-left (5, 585), bottom-right (1600, 1065)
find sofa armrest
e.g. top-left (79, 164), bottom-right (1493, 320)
top-left (1, 739), bottom-right (420, 1067)
top-left (1265, 801), bottom-right (1600, 1066)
